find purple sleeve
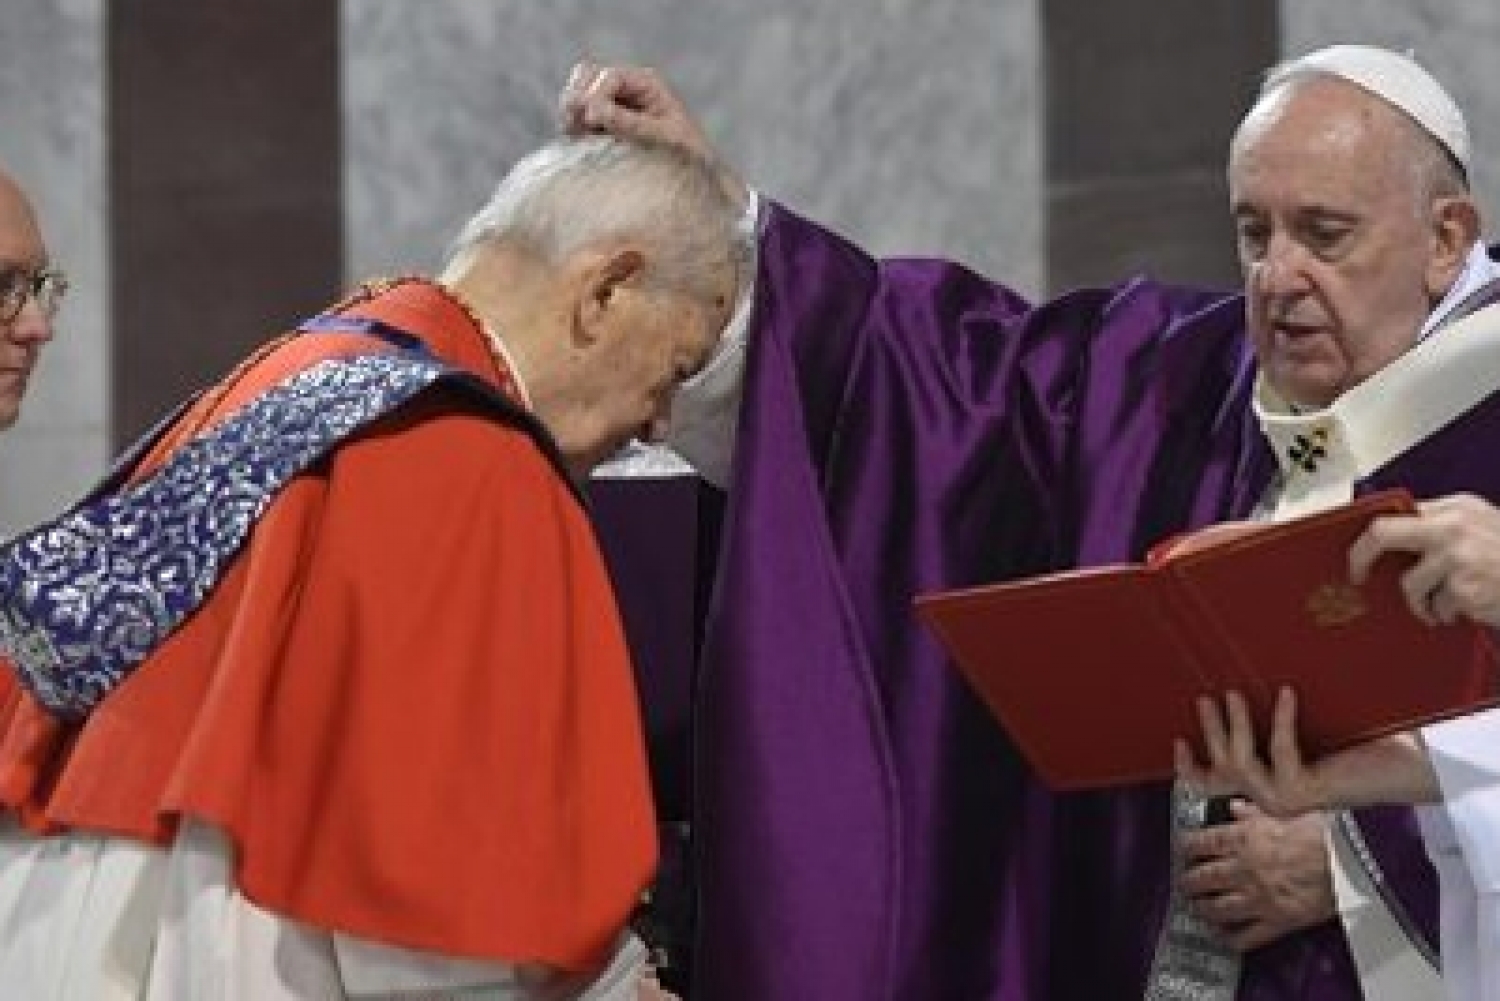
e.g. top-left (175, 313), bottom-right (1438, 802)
top-left (692, 201), bottom-right (1265, 1000)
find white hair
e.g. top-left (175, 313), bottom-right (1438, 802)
top-left (441, 135), bottom-right (745, 297)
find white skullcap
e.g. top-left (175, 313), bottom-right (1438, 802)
top-left (1266, 44), bottom-right (1470, 176)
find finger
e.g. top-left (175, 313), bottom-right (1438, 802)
top-left (559, 61), bottom-right (603, 131)
top-left (1180, 857), bottom-right (1240, 897)
top-left (566, 65), bottom-right (630, 130)
top-left (562, 61), bottom-right (606, 105)
top-left (585, 65), bottom-right (618, 99)
top-left (1349, 514), bottom-right (1425, 584)
top-left (1399, 556), bottom-right (1447, 626)
top-left (1191, 890), bottom-right (1255, 926)
top-left (1429, 585), bottom-right (1460, 624)
top-left (584, 65), bottom-right (666, 113)
top-left (1224, 690), bottom-right (1259, 772)
top-left (1179, 824), bottom-right (1235, 864)
top-left (1254, 686), bottom-right (1305, 811)
top-left (1174, 738), bottom-right (1207, 790)
top-left (1228, 796), bottom-right (1266, 822)
top-left (1225, 921), bottom-right (1274, 952)
top-left (1347, 524), bottom-right (1382, 585)
top-left (1196, 695), bottom-right (1231, 767)
top-left (564, 59), bottom-right (599, 97)
top-left (569, 60), bottom-right (597, 86)
top-left (579, 100), bottom-right (685, 148)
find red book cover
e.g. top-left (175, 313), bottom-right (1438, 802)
top-left (914, 490), bottom-right (1500, 790)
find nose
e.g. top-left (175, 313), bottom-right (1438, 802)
top-left (5, 297), bottom-right (56, 346)
top-left (1249, 237), bottom-right (1310, 299)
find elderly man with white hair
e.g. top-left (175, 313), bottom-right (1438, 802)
top-left (0, 135), bottom-right (742, 999)
top-left (564, 43), bottom-right (1500, 1001)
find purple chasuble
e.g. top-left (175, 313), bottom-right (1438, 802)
top-left (595, 203), bottom-right (1454, 999)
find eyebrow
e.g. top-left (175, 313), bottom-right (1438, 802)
top-left (1229, 203), bottom-right (1360, 223)
top-left (0, 258), bottom-right (49, 275)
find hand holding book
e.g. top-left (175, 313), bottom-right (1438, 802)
top-left (1178, 688), bottom-right (1442, 815)
top-left (915, 490), bottom-right (1500, 790)
top-left (1177, 493), bottom-right (1500, 813)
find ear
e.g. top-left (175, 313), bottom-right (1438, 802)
top-left (575, 247), bottom-right (647, 344)
top-left (1425, 195), bottom-right (1481, 299)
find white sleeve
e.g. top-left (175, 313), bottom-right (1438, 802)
top-left (1416, 802), bottom-right (1483, 1001)
top-left (1422, 708), bottom-right (1500, 892)
top-left (334, 928), bottom-right (648, 999)
top-left (1480, 887), bottom-right (1500, 1001)
top-left (145, 819), bottom-right (647, 1001)
top-left (661, 190), bottom-right (763, 490)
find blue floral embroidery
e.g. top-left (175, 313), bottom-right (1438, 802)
top-left (0, 351), bottom-right (450, 719)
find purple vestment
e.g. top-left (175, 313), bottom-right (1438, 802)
top-left (593, 203), bottom-right (1484, 999)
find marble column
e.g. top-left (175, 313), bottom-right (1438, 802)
top-left (1042, 0), bottom-right (1279, 292)
top-left (109, 1), bottom-right (344, 448)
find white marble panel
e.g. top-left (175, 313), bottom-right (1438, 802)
top-left (343, 0), bottom-right (1042, 291)
top-left (0, 0), bottom-right (109, 535)
top-left (1281, 3), bottom-right (1500, 222)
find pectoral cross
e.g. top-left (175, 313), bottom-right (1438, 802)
top-left (1287, 426), bottom-right (1330, 474)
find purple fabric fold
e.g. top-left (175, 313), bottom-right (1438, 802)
top-left (599, 202), bottom-right (1457, 999)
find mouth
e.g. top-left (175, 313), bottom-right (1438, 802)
top-left (1271, 316), bottom-right (1326, 336)
top-left (1269, 319), bottom-right (1334, 351)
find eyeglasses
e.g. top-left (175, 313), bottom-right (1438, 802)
top-left (0, 267), bottom-right (69, 324)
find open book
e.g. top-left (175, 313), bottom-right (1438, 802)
top-left (915, 490), bottom-right (1500, 790)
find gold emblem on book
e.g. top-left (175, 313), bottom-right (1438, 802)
top-left (1306, 582), bottom-right (1366, 626)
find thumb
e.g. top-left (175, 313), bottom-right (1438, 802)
top-left (1228, 796), bottom-right (1264, 821)
top-left (581, 99), bottom-right (662, 141)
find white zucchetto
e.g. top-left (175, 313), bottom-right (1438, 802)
top-left (1266, 44), bottom-right (1470, 176)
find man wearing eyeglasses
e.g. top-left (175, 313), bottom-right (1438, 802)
top-left (0, 166), bottom-right (64, 433)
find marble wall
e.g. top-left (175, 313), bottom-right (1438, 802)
top-left (3, 1), bottom-right (1499, 536)
top-left (1281, 5), bottom-right (1500, 221)
top-left (342, 0), bottom-right (1042, 290)
top-left (0, 0), bottom-right (108, 536)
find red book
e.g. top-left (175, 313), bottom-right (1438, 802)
top-left (914, 490), bottom-right (1500, 790)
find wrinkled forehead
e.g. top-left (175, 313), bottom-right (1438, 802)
top-left (1235, 75), bottom-right (1419, 160)
top-left (1230, 78), bottom-right (1420, 193)
top-left (0, 175), bottom-right (45, 267)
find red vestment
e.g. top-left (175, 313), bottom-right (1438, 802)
top-left (0, 279), bottom-right (656, 973)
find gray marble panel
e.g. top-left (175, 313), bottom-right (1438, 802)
top-left (0, 0), bottom-right (108, 535)
top-left (343, 0), bottom-right (1042, 292)
top-left (1281, 3), bottom-right (1500, 222)
top-left (1049, 170), bottom-right (1242, 291)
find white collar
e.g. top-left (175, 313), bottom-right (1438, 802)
top-left (1254, 288), bottom-right (1500, 518)
top-left (1419, 241), bottom-right (1500, 342)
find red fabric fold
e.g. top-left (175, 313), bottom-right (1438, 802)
top-left (0, 279), bottom-right (656, 972)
